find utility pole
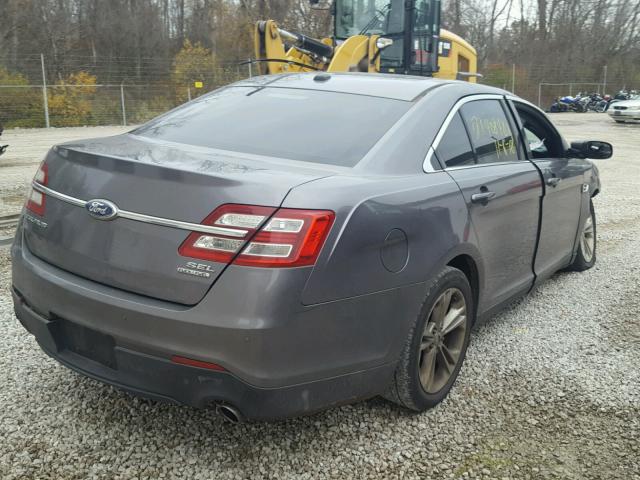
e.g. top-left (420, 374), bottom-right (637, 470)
top-left (603, 65), bottom-right (608, 95)
top-left (511, 64), bottom-right (516, 94)
top-left (40, 54), bottom-right (50, 128)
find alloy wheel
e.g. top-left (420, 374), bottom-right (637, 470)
top-left (581, 215), bottom-right (595, 263)
top-left (418, 288), bottom-right (468, 394)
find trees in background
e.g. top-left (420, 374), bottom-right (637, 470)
top-left (0, 0), bottom-right (638, 126)
top-left (444, 0), bottom-right (640, 92)
top-left (0, 0), bottom-right (332, 84)
top-left (1, 0), bottom-right (638, 86)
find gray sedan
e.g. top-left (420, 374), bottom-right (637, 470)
top-left (11, 73), bottom-right (611, 422)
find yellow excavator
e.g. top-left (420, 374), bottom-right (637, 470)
top-left (253, 0), bottom-right (478, 81)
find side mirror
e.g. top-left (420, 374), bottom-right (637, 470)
top-left (376, 37), bottom-right (394, 50)
top-left (567, 140), bottom-right (613, 160)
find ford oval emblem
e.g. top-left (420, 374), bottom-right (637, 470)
top-left (85, 199), bottom-right (118, 221)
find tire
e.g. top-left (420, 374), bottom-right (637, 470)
top-left (385, 266), bottom-right (474, 411)
top-left (569, 200), bottom-right (596, 271)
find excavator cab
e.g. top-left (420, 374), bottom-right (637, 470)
top-left (335, 0), bottom-right (439, 76)
top-left (254, 0), bottom-right (477, 81)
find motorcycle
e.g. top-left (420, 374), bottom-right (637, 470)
top-left (586, 93), bottom-right (604, 111)
top-left (550, 97), bottom-right (570, 112)
top-left (556, 94), bottom-right (588, 112)
top-left (595, 94), bottom-right (612, 112)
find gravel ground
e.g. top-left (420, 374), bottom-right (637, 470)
top-left (0, 126), bottom-right (133, 216)
top-left (0, 114), bottom-right (638, 479)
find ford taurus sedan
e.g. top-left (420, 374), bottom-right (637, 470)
top-left (11, 73), bottom-right (612, 422)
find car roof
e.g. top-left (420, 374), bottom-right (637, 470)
top-left (233, 72), bottom-right (506, 102)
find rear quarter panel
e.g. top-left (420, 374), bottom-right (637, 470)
top-left (282, 173), bottom-right (482, 306)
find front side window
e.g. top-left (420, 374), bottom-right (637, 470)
top-left (513, 102), bottom-right (564, 159)
top-left (459, 100), bottom-right (519, 164)
top-left (435, 112), bottom-right (475, 168)
top-left (336, 0), bottom-right (402, 39)
top-left (133, 87), bottom-right (411, 167)
top-left (336, 0), bottom-right (406, 68)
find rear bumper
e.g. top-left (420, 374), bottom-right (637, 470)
top-left (13, 288), bottom-right (393, 420)
top-left (11, 227), bottom-right (426, 419)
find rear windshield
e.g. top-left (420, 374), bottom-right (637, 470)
top-left (133, 87), bottom-right (411, 167)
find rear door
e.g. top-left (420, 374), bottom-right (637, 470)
top-left (509, 100), bottom-right (587, 279)
top-left (436, 97), bottom-right (543, 312)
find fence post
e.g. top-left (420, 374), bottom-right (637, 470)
top-left (538, 83), bottom-right (542, 107)
top-left (248, 59), bottom-right (253, 78)
top-left (511, 64), bottom-right (515, 94)
top-left (120, 83), bottom-right (127, 126)
top-left (40, 53), bottom-right (50, 128)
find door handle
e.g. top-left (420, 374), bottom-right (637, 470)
top-left (471, 191), bottom-right (496, 204)
top-left (546, 177), bottom-right (561, 187)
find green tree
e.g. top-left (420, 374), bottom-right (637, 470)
top-left (0, 67), bottom-right (43, 128)
top-left (48, 71), bottom-right (98, 127)
top-left (173, 40), bottom-right (218, 103)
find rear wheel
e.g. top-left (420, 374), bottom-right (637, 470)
top-left (569, 200), bottom-right (596, 271)
top-left (385, 267), bottom-right (473, 411)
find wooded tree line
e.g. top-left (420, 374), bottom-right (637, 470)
top-left (444, 0), bottom-right (640, 89)
top-left (0, 0), bottom-right (331, 84)
top-left (0, 0), bottom-right (638, 128)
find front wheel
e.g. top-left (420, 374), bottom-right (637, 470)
top-left (385, 267), bottom-right (473, 412)
top-left (569, 200), bottom-right (597, 271)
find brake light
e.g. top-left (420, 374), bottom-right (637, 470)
top-left (26, 163), bottom-right (48, 216)
top-left (179, 204), bottom-right (335, 268)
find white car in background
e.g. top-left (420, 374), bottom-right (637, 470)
top-left (608, 95), bottom-right (640, 123)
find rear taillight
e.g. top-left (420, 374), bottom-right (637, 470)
top-left (26, 163), bottom-right (48, 216)
top-left (235, 209), bottom-right (335, 267)
top-left (178, 204), bottom-right (277, 263)
top-left (179, 204), bottom-right (335, 268)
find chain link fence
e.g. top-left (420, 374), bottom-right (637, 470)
top-left (0, 54), bottom-right (250, 128)
top-left (1, 55), bottom-right (639, 129)
top-left (0, 83), bottom-right (244, 129)
top-left (479, 63), bottom-right (639, 110)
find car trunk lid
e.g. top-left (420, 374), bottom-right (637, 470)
top-left (23, 134), bottom-right (334, 305)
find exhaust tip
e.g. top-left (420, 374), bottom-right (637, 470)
top-left (216, 404), bottom-right (245, 424)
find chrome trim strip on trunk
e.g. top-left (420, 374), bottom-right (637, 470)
top-left (31, 182), bottom-right (249, 238)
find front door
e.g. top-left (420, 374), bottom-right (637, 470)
top-left (435, 98), bottom-right (543, 313)
top-left (510, 101), bottom-right (588, 280)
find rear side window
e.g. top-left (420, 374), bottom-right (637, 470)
top-left (435, 112), bottom-right (475, 168)
top-left (133, 87), bottom-right (411, 167)
top-left (459, 100), bottom-right (519, 164)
